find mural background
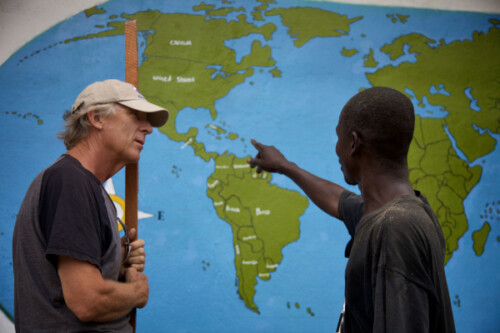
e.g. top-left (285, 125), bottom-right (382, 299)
top-left (1, 0), bottom-right (499, 331)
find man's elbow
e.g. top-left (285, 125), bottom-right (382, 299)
top-left (64, 283), bottom-right (119, 322)
top-left (64, 289), bottom-right (108, 322)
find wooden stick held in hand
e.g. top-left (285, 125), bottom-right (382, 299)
top-left (125, 19), bottom-right (139, 333)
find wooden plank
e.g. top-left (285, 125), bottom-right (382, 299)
top-left (124, 19), bottom-right (138, 333)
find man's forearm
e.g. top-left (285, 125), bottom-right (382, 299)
top-left (58, 256), bottom-right (148, 323)
top-left (281, 161), bottom-right (346, 219)
top-left (247, 139), bottom-right (346, 219)
top-left (82, 277), bottom-right (147, 322)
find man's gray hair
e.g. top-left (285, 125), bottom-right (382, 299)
top-left (58, 103), bottom-right (115, 150)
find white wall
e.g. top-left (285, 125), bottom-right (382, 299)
top-left (0, 0), bottom-right (106, 65)
top-left (1, 0), bottom-right (500, 65)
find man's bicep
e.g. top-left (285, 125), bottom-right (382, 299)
top-left (338, 190), bottom-right (363, 233)
top-left (57, 256), bottom-right (104, 318)
top-left (58, 256), bottom-right (103, 291)
top-left (322, 181), bottom-right (347, 219)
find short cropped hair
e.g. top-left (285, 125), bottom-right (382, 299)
top-left (340, 87), bottom-right (415, 169)
top-left (58, 103), bottom-right (115, 150)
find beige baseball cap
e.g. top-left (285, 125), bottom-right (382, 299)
top-left (71, 79), bottom-right (169, 127)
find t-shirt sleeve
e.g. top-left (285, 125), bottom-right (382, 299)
top-left (39, 166), bottom-right (103, 270)
top-left (372, 267), bottom-right (432, 333)
top-left (371, 208), bottom-right (436, 332)
top-left (338, 190), bottom-right (364, 257)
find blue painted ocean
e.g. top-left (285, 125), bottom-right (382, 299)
top-left (0, 0), bottom-right (498, 331)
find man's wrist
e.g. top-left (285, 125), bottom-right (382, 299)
top-left (279, 160), bottom-right (295, 175)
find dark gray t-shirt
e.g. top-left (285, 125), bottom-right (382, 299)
top-left (12, 154), bottom-right (131, 332)
top-left (338, 190), bottom-right (455, 333)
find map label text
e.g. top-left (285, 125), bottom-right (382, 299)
top-left (177, 76), bottom-right (195, 83)
top-left (256, 208), bottom-right (270, 216)
top-left (153, 75), bottom-right (172, 82)
top-left (170, 39), bottom-right (192, 46)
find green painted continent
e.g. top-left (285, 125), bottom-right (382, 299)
top-left (265, 7), bottom-right (362, 47)
top-left (206, 153), bottom-right (308, 313)
top-left (69, 10), bottom-right (277, 161)
top-left (368, 24), bottom-right (500, 262)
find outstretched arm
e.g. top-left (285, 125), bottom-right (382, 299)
top-left (247, 139), bottom-right (346, 219)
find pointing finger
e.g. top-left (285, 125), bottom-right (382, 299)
top-left (250, 138), bottom-right (264, 152)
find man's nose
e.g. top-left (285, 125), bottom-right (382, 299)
top-left (141, 118), bottom-right (153, 134)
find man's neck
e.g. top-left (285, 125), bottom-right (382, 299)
top-left (67, 141), bottom-right (124, 184)
top-left (358, 168), bottom-right (414, 217)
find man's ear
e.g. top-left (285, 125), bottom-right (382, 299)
top-left (87, 110), bottom-right (103, 130)
top-left (350, 131), bottom-right (361, 156)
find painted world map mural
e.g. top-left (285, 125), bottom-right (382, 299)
top-left (0, 0), bottom-right (499, 331)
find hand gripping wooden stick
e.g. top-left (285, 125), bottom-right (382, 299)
top-left (125, 19), bottom-right (138, 333)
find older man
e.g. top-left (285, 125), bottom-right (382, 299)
top-left (13, 79), bottom-right (168, 332)
top-left (248, 87), bottom-right (455, 332)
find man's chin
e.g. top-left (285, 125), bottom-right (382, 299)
top-left (125, 154), bottom-right (141, 165)
top-left (345, 177), bottom-right (357, 186)
top-left (340, 167), bottom-right (356, 185)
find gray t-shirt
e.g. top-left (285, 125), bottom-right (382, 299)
top-left (338, 190), bottom-right (455, 333)
top-left (12, 154), bottom-right (131, 332)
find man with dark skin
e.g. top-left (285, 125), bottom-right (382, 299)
top-left (247, 87), bottom-right (455, 332)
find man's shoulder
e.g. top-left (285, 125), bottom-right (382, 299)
top-left (339, 190), bottom-right (364, 217)
top-left (43, 154), bottom-right (98, 187)
top-left (385, 194), bottom-right (430, 219)
top-left (374, 195), bottom-right (439, 242)
top-left (45, 154), bottom-right (78, 173)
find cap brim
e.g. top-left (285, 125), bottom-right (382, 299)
top-left (119, 100), bottom-right (169, 127)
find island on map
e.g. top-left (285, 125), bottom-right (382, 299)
top-left (1, 111), bottom-right (43, 125)
top-left (265, 7), bottom-right (362, 47)
top-left (472, 222), bottom-right (491, 256)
